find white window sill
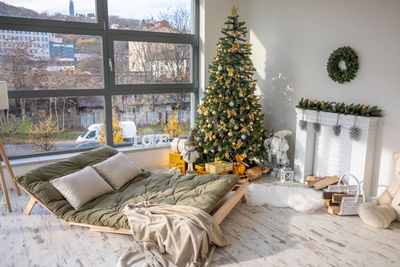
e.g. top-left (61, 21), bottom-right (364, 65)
top-left (4, 143), bottom-right (170, 168)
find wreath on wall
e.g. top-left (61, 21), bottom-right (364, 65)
top-left (327, 46), bottom-right (359, 84)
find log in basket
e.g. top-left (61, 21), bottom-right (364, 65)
top-left (327, 173), bottom-right (365, 216)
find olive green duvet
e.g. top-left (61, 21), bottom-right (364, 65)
top-left (15, 146), bottom-right (239, 229)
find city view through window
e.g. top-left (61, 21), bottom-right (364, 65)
top-left (0, 0), bottom-right (196, 157)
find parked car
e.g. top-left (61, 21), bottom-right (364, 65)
top-left (76, 121), bottom-right (137, 143)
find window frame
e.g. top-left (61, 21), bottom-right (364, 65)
top-left (0, 0), bottom-right (199, 159)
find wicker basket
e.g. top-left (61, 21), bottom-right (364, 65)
top-left (327, 173), bottom-right (365, 216)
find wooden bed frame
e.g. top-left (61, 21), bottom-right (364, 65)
top-left (21, 180), bottom-right (249, 235)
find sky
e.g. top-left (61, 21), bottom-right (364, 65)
top-left (3, 0), bottom-right (191, 20)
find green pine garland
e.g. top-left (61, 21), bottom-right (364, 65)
top-left (297, 98), bottom-right (382, 117)
top-left (193, 6), bottom-right (267, 165)
top-left (327, 46), bottom-right (359, 84)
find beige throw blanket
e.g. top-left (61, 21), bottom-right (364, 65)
top-left (117, 202), bottom-right (228, 267)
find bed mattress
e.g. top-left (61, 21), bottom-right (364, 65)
top-left (15, 146), bottom-right (239, 229)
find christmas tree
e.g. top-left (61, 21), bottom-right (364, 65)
top-left (194, 6), bottom-right (266, 165)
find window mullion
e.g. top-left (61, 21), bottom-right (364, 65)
top-left (100, 0), bottom-right (114, 147)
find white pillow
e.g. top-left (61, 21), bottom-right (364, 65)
top-left (50, 166), bottom-right (114, 210)
top-left (93, 152), bottom-right (143, 190)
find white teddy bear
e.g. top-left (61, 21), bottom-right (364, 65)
top-left (358, 152), bottom-right (400, 228)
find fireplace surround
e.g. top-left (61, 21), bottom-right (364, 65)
top-left (294, 108), bottom-right (380, 197)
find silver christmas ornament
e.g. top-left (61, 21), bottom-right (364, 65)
top-left (313, 122), bottom-right (321, 133)
top-left (218, 65), bottom-right (222, 71)
top-left (350, 116), bottom-right (361, 141)
top-left (332, 124), bottom-right (342, 136)
top-left (241, 134), bottom-right (246, 140)
top-left (313, 112), bottom-right (321, 133)
top-left (299, 120), bottom-right (307, 130)
top-left (349, 127), bottom-right (361, 141)
top-left (299, 109), bottom-right (307, 130)
top-left (211, 149), bottom-right (215, 153)
top-left (229, 102), bottom-right (234, 107)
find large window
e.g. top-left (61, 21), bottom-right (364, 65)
top-left (0, 0), bottom-right (198, 159)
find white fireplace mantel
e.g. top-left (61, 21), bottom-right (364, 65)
top-left (294, 108), bottom-right (380, 197)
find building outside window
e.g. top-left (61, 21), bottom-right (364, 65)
top-left (0, 0), bottom-right (198, 159)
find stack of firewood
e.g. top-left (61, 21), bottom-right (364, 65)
top-left (306, 175), bottom-right (359, 215)
top-left (306, 175), bottom-right (339, 190)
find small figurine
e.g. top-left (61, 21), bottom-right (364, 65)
top-left (265, 130), bottom-right (293, 167)
top-left (181, 130), bottom-right (199, 174)
top-left (264, 130), bottom-right (293, 177)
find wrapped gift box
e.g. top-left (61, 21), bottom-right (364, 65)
top-left (232, 154), bottom-right (247, 176)
top-left (169, 152), bottom-right (186, 174)
top-left (205, 160), bottom-right (233, 174)
top-left (233, 163), bottom-right (246, 176)
top-left (195, 164), bottom-right (206, 171)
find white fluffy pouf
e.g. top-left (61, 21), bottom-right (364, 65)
top-left (246, 183), bottom-right (325, 212)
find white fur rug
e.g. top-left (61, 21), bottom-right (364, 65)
top-left (246, 183), bottom-right (325, 212)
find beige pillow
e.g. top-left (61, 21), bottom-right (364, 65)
top-left (93, 152), bottom-right (142, 190)
top-left (50, 166), bottom-right (114, 210)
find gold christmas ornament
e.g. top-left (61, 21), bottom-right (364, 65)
top-left (228, 132), bottom-right (233, 137)
top-left (205, 131), bottom-right (213, 141)
top-left (236, 139), bottom-right (243, 149)
top-left (226, 67), bottom-right (234, 77)
top-left (231, 42), bottom-right (241, 54)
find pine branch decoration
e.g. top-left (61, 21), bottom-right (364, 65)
top-left (296, 98), bottom-right (382, 117)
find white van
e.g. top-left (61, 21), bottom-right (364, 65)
top-left (76, 121), bottom-right (137, 143)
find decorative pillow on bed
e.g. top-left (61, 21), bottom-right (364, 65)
top-left (50, 166), bottom-right (114, 210)
top-left (93, 152), bottom-right (142, 190)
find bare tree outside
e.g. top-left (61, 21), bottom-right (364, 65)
top-left (158, 5), bottom-right (192, 34)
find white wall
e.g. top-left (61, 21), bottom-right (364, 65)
top-left (238, 0), bottom-right (400, 195)
top-left (200, 0), bottom-right (235, 95)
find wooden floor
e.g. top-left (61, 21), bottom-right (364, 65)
top-left (1, 170), bottom-right (400, 267)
